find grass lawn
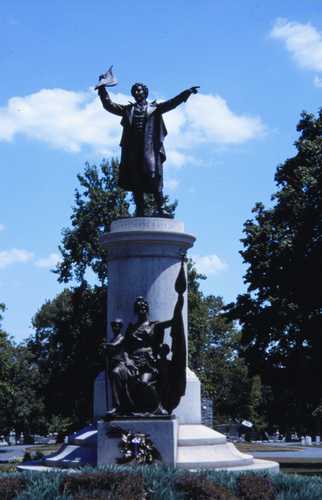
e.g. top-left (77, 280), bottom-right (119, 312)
top-left (0, 443), bottom-right (61, 473)
top-left (25, 443), bottom-right (61, 455)
top-left (235, 442), bottom-right (322, 474)
top-left (236, 442), bottom-right (302, 453)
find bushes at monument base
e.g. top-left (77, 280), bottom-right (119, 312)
top-left (1, 467), bottom-right (322, 499)
top-left (0, 476), bottom-right (26, 500)
top-left (237, 473), bottom-right (276, 499)
top-left (175, 473), bottom-right (238, 499)
top-left (60, 470), bottom-right (145, 499)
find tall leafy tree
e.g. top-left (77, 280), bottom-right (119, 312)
top-left (55, 158), bottom-right (176, 285)
top-left (188, 263), bottom-right (250, 423)
top-left (29, 285), bottom-right (106, 428)
top-left (0, 304), bottom-right (14, 432)
top-left (226, 110), bottom-right (322, 432)
top-left (55, 159), bottom-right (129, 285)
top-left (0, 305), bottom-right (45, 435)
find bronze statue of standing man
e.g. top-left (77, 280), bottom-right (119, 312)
top-left (96, 70), bottom-right (199, 216)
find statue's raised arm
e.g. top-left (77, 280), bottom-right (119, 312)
top-left (156, 86), bottom-right (200, 114)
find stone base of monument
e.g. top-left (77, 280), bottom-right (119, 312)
top-left (97, 417), bottom-right (178, 466)
top-left (18, 422), bottom-right (279, 472)
top-left (176, 425), bottom-right (279, 472)
top-left (17, 425), bottom-right (98, 471)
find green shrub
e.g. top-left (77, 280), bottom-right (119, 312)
top-left (0, 476), bottom-right (27, 500)
top-left (15, 472), bottom-right (67, 500)
top-left (33, 451), bottom-right (44, 461)
top-left (61, 470), bottom-right (145, 499)
top-left (237, 474), bottom-right (276, 500)
top-left (22, 452), bottom-right (32, 463)
top-left (175, 473), bottom-right (237, 499)
top-left (1, 465), bottom-right (322, 500)
top-left (273, 473), bottom-right (322, 500)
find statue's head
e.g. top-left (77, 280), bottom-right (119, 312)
top-left (134, 296), bottom-right (149, 315)
top-left (131, 82), bottom-right (149, 102)
top-left (111, 318), bottom-right (123, 334)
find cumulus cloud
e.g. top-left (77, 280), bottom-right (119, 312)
top-left (192, 254), bottom-right (227, 275)
top-left (0, 249), bottom-right (34, 269)
top-left (185, 94), bottom-right (264, 144)
top-left (0, 224), bottom-right (5, 232)
top-left (34, 252), bottom-right (62, 269)
top-left (270, 18), bottom-right (322, 72)
top-left (0, 87), bottom-right (265, 163)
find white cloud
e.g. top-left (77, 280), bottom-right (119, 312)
top-left (185, 94), bottom-right (264, 144)
top-left (34, 252), bottom-right (62, 269)
top-left (270, 18), bottom-right (322, 72)
top-left (192, 254), bottom-right (227, 275)
top-left (0, 224), bottom-right (5, 232)
top-left (0, 249), bottom-right (33, 269)
top-left (0, 88), bottom-right (125, 155)
top-left (0, 87), bottom-right (265, 164)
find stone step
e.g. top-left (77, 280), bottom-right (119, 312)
top-left (177, 442), bottom-right (254, 469)
top-left (73, 430), bottom-right (97, 446)
top-left (178, 424), bottom-right (226, 446)
top-left (43, 444), bottom-right (97, 468)
top-left (218, 458), bottom-right (280, 473)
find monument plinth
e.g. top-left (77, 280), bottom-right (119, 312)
top-left (94, 217), bottom-right (202, 425)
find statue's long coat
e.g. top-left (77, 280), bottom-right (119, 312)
top-left (99, 89), bottom-right (191, 193)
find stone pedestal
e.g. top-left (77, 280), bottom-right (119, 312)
top-left (94, 217), bottom-right (201, 424)
top-left (97, 418), bottom-right (178, 466)
top-left (91, 217), bottom-right (279, 473)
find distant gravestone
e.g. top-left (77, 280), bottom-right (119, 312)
top-left (201, 398), bottom-right (213, 428)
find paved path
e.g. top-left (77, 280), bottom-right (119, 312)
top-left (0, 445), bottom-right (30, 462)
top-left (253, 444), bottom-right (322, 460)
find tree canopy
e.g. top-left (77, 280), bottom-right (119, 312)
top-left (226, 110), bottom-right (322, 432)
top-left (0, 305), bottom-right (45, 436)
top-left (28, 285), bottom-right (106, 429)
top-left (55, 159), bottom-right (176, 285)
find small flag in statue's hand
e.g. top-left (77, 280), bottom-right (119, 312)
top-left (95, 65), bottom-right (118, 89)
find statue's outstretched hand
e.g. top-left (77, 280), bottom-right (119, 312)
top-left (190, 86), bottom-right (200, 94)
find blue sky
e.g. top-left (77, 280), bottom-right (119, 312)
top-left (1, 1), bottom-right (322, 341)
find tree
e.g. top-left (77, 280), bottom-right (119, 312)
top-left (188, 263), bottom-right (250, 423)
top-left (55, 159), bottom-right (129, 285)
top-left (28, 285), bottom-right (106, 429)
top-left (6, 345), bottom-right (46, 437)
top-left (226, 110), bottom-right (322, 432)
top-left (0, 305), bottom-right (45, 436)
top-left (55, 158), bottom-right (176, 285)
top-left (0, 304), bottom-right (15, 433)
